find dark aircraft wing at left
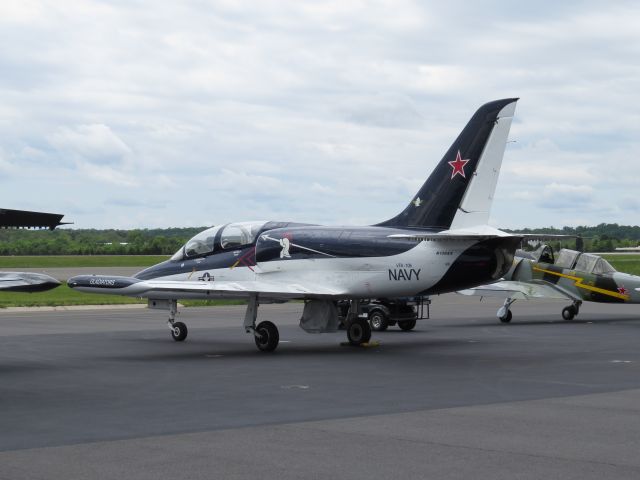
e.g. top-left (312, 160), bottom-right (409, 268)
top-left (0, 208), bottom-right (69, 230)
top-left (0, 272), bottom-right (61, 292)
top-left (0, 208), bottom-right (67, 292)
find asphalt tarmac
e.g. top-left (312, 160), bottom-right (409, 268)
top-left (1, 295), bottom-right (640, 479)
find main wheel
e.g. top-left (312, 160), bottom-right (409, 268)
top-left (171, 322), bottom-right (188, 342)
top-left (254, 321), bottom-right (279, 352)
top-left (499, 310), bottom-right (513, 323)
top-left (347, 318), bottom-right (372, 346)
top-left (369, 311), bottom-right (388, 331)
top-left (562, 306), bottom-right (576, 321)
top-left (398, 319), bottom-right (417, 331)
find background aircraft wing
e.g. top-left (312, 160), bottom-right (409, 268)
top-left (0, 272), bottom-right (61, 292)
top-left (0, 208), bottom-right (69, 230)
top-left (458, 280), bottom-right (575, 301)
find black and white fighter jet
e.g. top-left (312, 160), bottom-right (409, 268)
top-left (69, 98), bottom-right (521, 351)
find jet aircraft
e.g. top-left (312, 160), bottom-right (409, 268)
top-left (460, 245), bottom-right (640, 322)
top-left (0, 208), bottom-right (66, 292)
top-left (69, 98), bottom-right (522, 352)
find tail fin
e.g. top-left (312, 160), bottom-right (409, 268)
top-left (377, 98), bottom-right (518, 230)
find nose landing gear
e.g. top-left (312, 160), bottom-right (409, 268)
top-left (166, 299), bottom-right (188, 342)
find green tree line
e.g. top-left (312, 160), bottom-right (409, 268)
top-left (506, 223), bottom-right (640, 252)
top-left (1, 223), bottom-right (640, 255)
top-left (0, 227), bottom-right (206, 255)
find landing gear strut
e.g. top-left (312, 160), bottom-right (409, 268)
top-left (167, 299), bottom-right (188, 341)
top-left (497, 298), bottom-right (515, 323)
top-left (346, 300), bottom-right (371, 346)
top-left (562, 300), bottom-right (582, 321)
top-left (244, 294), bottom-right (279, 352)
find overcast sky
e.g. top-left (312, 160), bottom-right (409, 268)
top-left (1, 1), bottom-right (639, 230)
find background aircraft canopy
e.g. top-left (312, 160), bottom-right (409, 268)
top-left (555, 249), bottom-right (581, 269)
top-left (554, 248), bottom-right (616, 274)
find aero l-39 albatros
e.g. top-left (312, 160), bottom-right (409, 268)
top-left (69, 98), bottom-right (522, 352)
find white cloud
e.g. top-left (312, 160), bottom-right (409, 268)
top-left (48, 124), bottom-right (132, 165)
top-left (1, 1), bottom-right (640, 228)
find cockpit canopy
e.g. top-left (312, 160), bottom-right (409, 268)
top-left (554, 248), bottom-right (616, 275)
top-left (170, 221), bottom-right (268, 261)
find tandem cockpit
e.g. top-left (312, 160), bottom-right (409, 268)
top-left (170, 221), bottom-right (269, 261)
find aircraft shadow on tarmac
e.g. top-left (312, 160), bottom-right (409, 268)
top-left (101, 331), bottom-right (490, 362)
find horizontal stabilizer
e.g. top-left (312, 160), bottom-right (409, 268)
top-left (388, 225), bottom-right (519, 242)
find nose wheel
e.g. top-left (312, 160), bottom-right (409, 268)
top-left (165, 300), bottom-right (188, 342)
top-left (170, 321), bottom-right (188, 341)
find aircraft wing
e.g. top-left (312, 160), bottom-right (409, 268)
top-left (0, 272), bottom-right (61, 292)
top-left (67, 275), bottom-right (345, 299)
top-left (0, 208), bottom-right (69, 230)
top-left (458, 280), bottom-right (576, 301)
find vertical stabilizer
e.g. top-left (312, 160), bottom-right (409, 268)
top-left (377, 98), bottom-right (518, 230)
top-left (449, 101), bottom-right (516, 229)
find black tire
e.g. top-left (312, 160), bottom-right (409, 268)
top-left (369, 311), bottom-right (388, 331)
top-left (171, 322), bottom-right (188, 342)
top-left (398, 319), bottom-right (417, 331)
top-left (254, 321), bottom-right (279, 352)
top-left (499, 310), bottom-right (513, 323)
top-left (347, 318), bottom-right (372, 346)
top-left (562, 306), bottom-right (576, 321)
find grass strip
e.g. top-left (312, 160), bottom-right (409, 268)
top-left (0, 255), bottom-right (169, 268)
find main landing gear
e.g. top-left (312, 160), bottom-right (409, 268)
top-left (562, 300), bottom-right (582, 321)
top-left (497, 298), bottom-right (515, 323)
top-left (345, 300), bottom-right (372, 346)
top-left (496, 298), bottom-right (583, 323)
top-left (244, 295), bottom-right (279, 352)
top-left (163, 296), bottom-right (375, 351)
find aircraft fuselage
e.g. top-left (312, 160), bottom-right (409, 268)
top-left (73, 224), bottom-right (520, 300)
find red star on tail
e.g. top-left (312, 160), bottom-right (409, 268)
top-left (448, 150), bottom-right (470, 179)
